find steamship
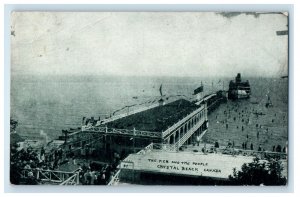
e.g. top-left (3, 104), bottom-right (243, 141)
top-left (228, 73), bottom-right (251, 100)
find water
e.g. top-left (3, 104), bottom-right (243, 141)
top-left (10, 74), bottom-right (288, 142)
top-left (202, 77), bottom-right (288, 151)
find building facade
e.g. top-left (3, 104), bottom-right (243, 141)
top-left (79, 99), bottom-right (208, 158)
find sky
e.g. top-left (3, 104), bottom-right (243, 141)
top-left (10, 12), bottom-right (288, 77)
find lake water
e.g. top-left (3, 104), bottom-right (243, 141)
top-left (10, 74), bottom-right (288, 144)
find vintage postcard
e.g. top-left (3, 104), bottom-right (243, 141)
top-left (10, 12), bottom-right (288, 186)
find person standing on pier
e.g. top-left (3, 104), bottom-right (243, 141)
top-left (258, 145), bottom-right (262, 152)
top-left (214, 141), bottom-right (219, 148)
top-left (276, 145), bottom-right (282, 152)
top-left (196, 136), bottom-right (200, 146)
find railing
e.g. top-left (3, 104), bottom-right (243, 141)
top-left (136, 120), bottom-right (205, 153)
top-left (136, 143), bottom-right (177, 153)
top-left (107, 169), bottom-right (121, 186)
top-left (134, 130), bottom-right (162, 138)
top-left (82, 99), bottom-right (209, 140)
top-left (195, 93), bottom-right (217, 105)
top-left (127, 121), bottom-right (207, 153)
top-left (82, 126), bottom-right (162, 138)
top-left (81, 126), bottom-right (106, 132)
top-left (203, 93), bottom-right (217, 102)
top-left (136, 143), bottom-right (154, 154)
top-left (214, 147), bottom-right (288, 160)
top-left (162, 105), bottom-right (206, 138)
top-left (207, 97), bottom-right (224, 111)
top-left (20, 168), bottom-right (81, 185)
top-left (60, 172), bottom-right (80, 185)
top-left (124, 142), bottom-right (287, 161)
top-left (68, 130), bottom-right (82, 137)
top-left (153, 143), bottom-right (177, 152)
top-left (133, 143), bottom-right (178, 153)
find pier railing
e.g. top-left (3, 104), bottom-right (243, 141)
top-left (59, 172), bottom-right (80, 185)
top-left (133, 143), bottom-right (176, 153)
top-left (195, 93), bottom-right (217, 105)
top-left (127, 142), bottom-right (287, 160)
top-left (107, 169), bottom-right (121, 186)
top-left (216, 147), bottom-right (287, 160)
top-left (20, 168), bottom-right (80, 185)
top-left (139, 142), bottom-right (154, 153)
top-left (82, 126), bottom-right (162, 138)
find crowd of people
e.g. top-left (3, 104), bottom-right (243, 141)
top-left (78, 162), bottom-right (118, 185)
top-left (187, 136), bottom-right (287, 161)
top-left (10, 141), bottom-right (121, 185)
top-left (202, 98), bottom-right (288, 155)
top-left (10, 144), bottom-right (70, 184)
top-left (10, 147), bottom-right (43, 184)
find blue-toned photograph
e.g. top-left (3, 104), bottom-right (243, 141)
top-left (10, 11), bottom-right (288, 186)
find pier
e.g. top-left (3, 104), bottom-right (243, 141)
top-left (10, 85), bottom-right (287, 185)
